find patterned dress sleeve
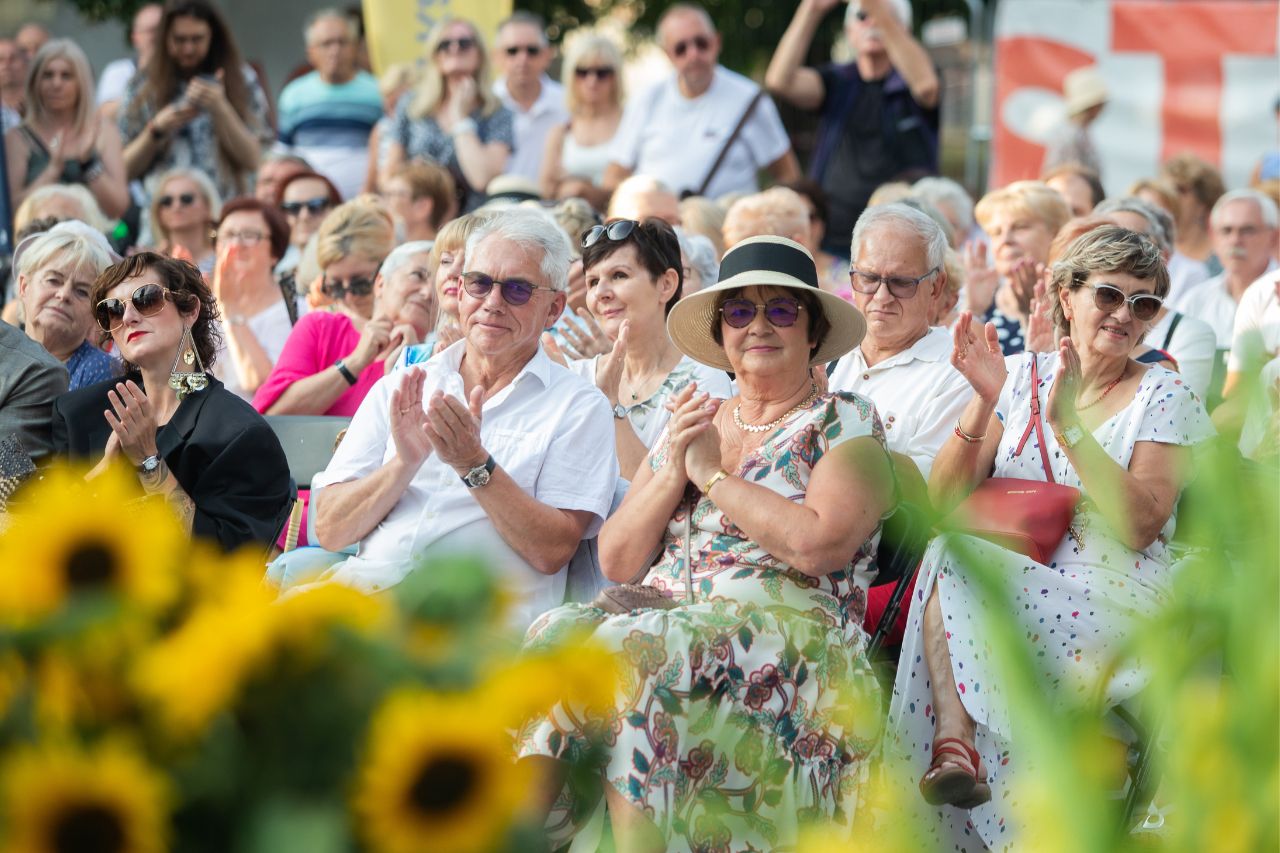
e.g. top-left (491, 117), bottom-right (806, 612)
top-left (118, 73), bottom-right (151, 143)
top-left (481, 106), bottom-right (516, 149)
top-left (1134, 369), bottom-right (1216, 447)
top-left (244, 68), bottom-right (274, 148)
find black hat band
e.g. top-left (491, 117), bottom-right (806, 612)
top-left (717, 240), bottom-right (819, 289)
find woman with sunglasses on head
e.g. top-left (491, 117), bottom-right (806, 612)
top-left (209, 196), bottom-right (305, 402)
top-left (250, 198), bottom-right (395, 416)
top-left (381, 17), bottom-right (513, 212)
top-left (275, 170), bottom-right (342, 278)
top-left (51, 252), bottom-right (292, 553)
top-left (520, 235), bottom-right (893, 850)
top-left (538, 33), bottom-right (624, 210)
top-left (148, 167), bottom-right (221, 276)
top-left (886, 227), bottom-right (1213, 848)
top-left (561, 218), bottom-right (731, 478)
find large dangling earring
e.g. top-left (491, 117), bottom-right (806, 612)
top-left (169, 325), bottom-right (208, 401)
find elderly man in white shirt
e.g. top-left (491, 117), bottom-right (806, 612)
top-left (828, 203), bottom-right (969, 492)
top-left (296, 208), bottom-right (619, 629)
top-left (492, 11), bottom-right (569, 183)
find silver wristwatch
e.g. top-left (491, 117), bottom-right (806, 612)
top-left (460, 455), bottom-right (496, 488)
top-left (612, 402), bottom-right (629, 419)
top-left (138, 454), bottom-right (161, 475)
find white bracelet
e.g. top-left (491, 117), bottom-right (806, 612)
top-left (451, 118), bottom-right (478, 138)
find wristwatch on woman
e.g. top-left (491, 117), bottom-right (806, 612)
top-left (137, 455), bottom-right (164, 491)
top-left (1056, 423), bottom-right (1085, 449)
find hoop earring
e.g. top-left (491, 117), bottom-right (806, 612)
top-left (168, 325), bottom-right (208, 401)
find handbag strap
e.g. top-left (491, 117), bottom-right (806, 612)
top-left (1013, 355), bottom-right (1057, 484)
top-left (696, 89), bottom-right (764, 197)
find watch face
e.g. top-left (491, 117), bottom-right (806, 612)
top-left (140, 456), bottom-right (160, 472)
top-left (466, 467), bottom-right (491, 487)
top-left (613, 403), bottom-right (628, 419)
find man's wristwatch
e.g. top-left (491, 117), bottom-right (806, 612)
top-left (612, 402), bottom-right (629, 419)
top-left (1056, 423), bottom-right (1085, 449)
top-left (460, 455), bottom-right (496, 488)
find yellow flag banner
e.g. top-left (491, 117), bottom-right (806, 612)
top-left (363, 0), bottom-right (514, 76)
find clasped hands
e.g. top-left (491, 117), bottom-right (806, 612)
top-left (87, 380), bottom-right (160, 480)
top-left (389, 368), bottom-right (488, 475)
top-left (662, 382), bottom-right (725, 490)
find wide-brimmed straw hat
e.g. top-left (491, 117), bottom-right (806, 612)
top-left (665, 235), bottom-right (865, 371)
top-left (1064, 66), bottom-right (1107, 116)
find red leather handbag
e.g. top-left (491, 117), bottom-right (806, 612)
top-left (942, 358), bottom-right (1082, 564)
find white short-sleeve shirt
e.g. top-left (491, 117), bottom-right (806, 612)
top-left (494, 75), bottom-right (569, 183)
top-left (310, 341), bottom-right (619, 628)
top-left (826, 326), bottom-right (971, 480)
top-left (1228, 270), bottom-right (1280, 373)
top-left (607, 66), bottom-right (791, 199)
top-left (1187, 259), bottom-right (1279, 349)
top-left (213, 297), bottom-right (307, 402)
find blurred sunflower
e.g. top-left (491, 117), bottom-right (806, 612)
top-left (484, 639), bottom-right (619, 727)
top-left (353, 688), bottom-right (530, 853)
top-left (272, 581), bottom-right (391, 653)
top-left (0, 464), bottom-right (184, 627)
top-left (0, 739), bottom-right (170, 853)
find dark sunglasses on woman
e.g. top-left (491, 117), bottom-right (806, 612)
top-left (281, 197), bottom-right (331, 216)
top-left (436, 37), bottom-right (476, 54)
top-left (158, 192), bottom-right (197, 209)
top-left (322, 276), bottom-right (376, 299)
top-left (720, 297), bottom-right (805, 329)
top-left (95, 283), bottom-right (172, 332)
top-left (461, 271), bottom-right (552, 306)
top-left (672, 35), bottom-right (711, 58)
top-left (582, 219), bottom-right (640, 249)
top-left (1083, 283), bottom-right (1163, 321)
top-left (574, 66), bottom-right (615, 80)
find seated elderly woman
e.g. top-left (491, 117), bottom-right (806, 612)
top-left (13, 221), bottom-right (120, 389)
top-left (886, 226), bottom-right (1213, 848)
top-left (253, 238), bottom-right (433, 416)
top-left (564, 218), bottom-right (732, 478)
top-left (52, 252), bottom-right (293, 552)
top-left (518, 235), bottom-right (894, 850)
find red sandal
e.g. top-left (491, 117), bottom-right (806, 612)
top-left (919, 737), bottom-right (991, 809)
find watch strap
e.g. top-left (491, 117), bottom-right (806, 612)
top-left (334, 359), bottom-right (358, 385)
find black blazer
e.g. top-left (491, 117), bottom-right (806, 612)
top-left (52, 375), bottom-right (293, 553)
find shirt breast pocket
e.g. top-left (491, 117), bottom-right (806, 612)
top-left (485, 428), bottom-right (548, 492)
top-left (877, 408), bottom-right (918, 459)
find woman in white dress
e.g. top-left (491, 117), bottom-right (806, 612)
top-left (538, 33), bottom-right (623, 210)
top-left (563, 217), bottom-right (732, 478)
top-left (887, 226), bottom-right (1214, 850)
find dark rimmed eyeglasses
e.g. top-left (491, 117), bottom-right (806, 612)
top-left (461, 271), bottom-right (553, 306)
top-left (322, 276), bottom-right (376, 299)
top-left (582, 219), bottom-right (639, 249)
top-left (574, 66), bottom-right (615, 80)
top-left (158, 192), bottom-right (197, 209)
top-left (95, 283), bottom-right (172, 332)
top-left (436, 37), bottom-right (477, 54)
top-left (1080, 282), bottom-right (1163, 322)
top-left (720, 297), bottom-right (805, 329)
top-left (672, 35), bottom-right (711, 58)
top-left (281, 197), bottom-right (331, 216)
top-left (849, 266), bottom-right (939, 299)
top-left (504, 44), bottom-right (543, 57)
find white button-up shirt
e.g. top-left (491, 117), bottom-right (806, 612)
top-left (494, 75), bottom-right (569, 183)
top-left (311, 341), bottom-right (619, 628)
top-left (1190, 259), bottom-right (1280, 348)
top-left (827, 326), bottom-right (971, 480)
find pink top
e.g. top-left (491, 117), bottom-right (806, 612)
top-left (252, 311), bottom-right (383, 416)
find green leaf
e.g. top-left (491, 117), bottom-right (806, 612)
top-left (632, 749), bottom-right (651, 775)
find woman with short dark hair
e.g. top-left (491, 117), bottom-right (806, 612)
top-left (52, 252), bottom-right (292, 552)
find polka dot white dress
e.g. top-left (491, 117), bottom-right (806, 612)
top-left (884, 352), bottom-right (1214, 851)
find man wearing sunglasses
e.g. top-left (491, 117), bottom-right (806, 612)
top-left (492, 11), bottom-right (568, 183)
top-left (766, 0), bottom-right (939, 260)
top-left (298, 208), bottom-right (618, 630)
top-left (603, 3), bottom-right (799, 199)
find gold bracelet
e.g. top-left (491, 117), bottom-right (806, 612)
top-left (702, 469), bottom-right (729, 495)
top-left (954, 418), bottom-right (985, 444)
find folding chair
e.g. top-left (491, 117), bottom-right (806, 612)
top-left (263, 415), bottom-right (351, 552)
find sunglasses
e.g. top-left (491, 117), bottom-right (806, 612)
top-left (461, 271), bottom-right (551, 306)
top-left (504, 44), bottom-right (543, 57)
top-left (720, 297), bottom-right (805, 329)
top-left (672, 35), bottom-right (711, 58)
top-left (281, 197), bottom-right (331, 216)
top-left (849, 266), bottom-right (939, 299)
top-left (1081, 282), bottom-right (1163, 322)
top-left (574, 66), bottom-right (615, 80)
top-left (95, 283), bottom-right (172, 332)
top-left (436, 37), bottom-right (476, 54)
top-left (158, 192), bottom-right (197, 209)
top-left (582, 219), bottom-right (639, 249)
top-left (854, 9), bottom-right (871, 21)
top-left (322, 276), bottom-right (376, 299)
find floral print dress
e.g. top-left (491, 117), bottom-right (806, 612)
top-left (883, 353), bottom-right (1215, 851)
top-left (517, 392), bottom-right (890, 851)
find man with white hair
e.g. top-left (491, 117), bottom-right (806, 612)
top-left (607, 175), bottom-right (681, 226)
top-left (604, 3), bottom-right (799, 199)
top-left (767, 0), bottom-right (939, 259)
top-left (492, 11), bottom-right (568, 183)
top-left (295, 209), bottom-right (619, 629)
top-left (276, 9), bottom-right (382, 199)
top-left (1176, 189), bottom-right (1280, 347)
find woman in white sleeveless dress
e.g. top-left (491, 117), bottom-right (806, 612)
top-left (539, 34), bottom-right (623, 211)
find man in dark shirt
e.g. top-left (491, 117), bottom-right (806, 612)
top-left (767, 0), bottom-right (939, 258)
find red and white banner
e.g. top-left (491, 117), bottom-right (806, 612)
top-left (991, 0), bottom-right (1279, 193)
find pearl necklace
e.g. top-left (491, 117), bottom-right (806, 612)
top-left (733, 383), bottom-right (819, 433)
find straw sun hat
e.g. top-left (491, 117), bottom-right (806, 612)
top-left (665, 235), bottom-right (866, 372)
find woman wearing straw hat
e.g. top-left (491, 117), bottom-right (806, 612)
top-left (517, 235), bottom-right (896, 850)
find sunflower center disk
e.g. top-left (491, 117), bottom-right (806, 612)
top-left (408, 754), bottom-right (478, 815)
top-left (52, 803), bottom-right (127, 853)
top-left (65, 541), bottom-right (118, 590)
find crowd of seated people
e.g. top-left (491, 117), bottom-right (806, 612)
top-left (1, 1), bottom-right (1277, 849)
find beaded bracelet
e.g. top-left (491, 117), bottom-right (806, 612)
top-left (954, 418), bottom-right (985, 444)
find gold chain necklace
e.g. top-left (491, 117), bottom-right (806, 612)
top-left (733, 383), bottom-right (820, 433)
top-left (1077, 371), bottom-right (1125, 411)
